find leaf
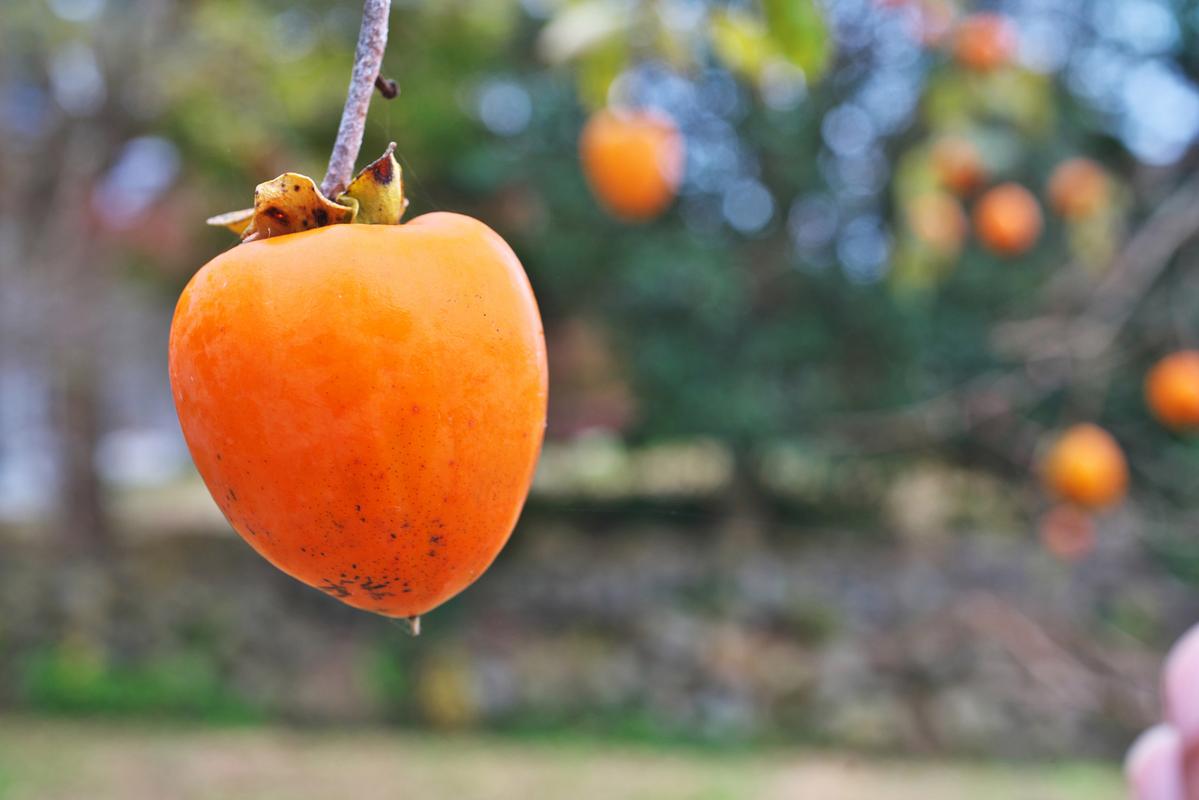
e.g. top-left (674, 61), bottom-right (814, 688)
top-left (337, 142), bottom-right (409, 225)
top-left (207, 172), bottom-right (355, 242)
top-left (205, 145), bottom-right (408, 242)
top-left (710, 10), bottom-right (772, 81)
top-left (241, 173), bottom-right (355, 242)
top-left (537, 0), bottom-right (631, 64)
top-left (206, 208), bottom-right (255, 236)
top-left (575, 37), bottom-right (628, 111)
top-left (762, 0), bottom-right (831, 81)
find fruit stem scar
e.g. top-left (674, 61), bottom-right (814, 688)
top-left (321, 0), bottom-right (392, 199)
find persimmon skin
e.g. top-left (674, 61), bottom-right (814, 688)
top-left (1146, 351), bottom-right (1199, 431)
top-left (931, 136), bottom-right (986, 197)
top-left (907, 192), bottom-right (967, 256)
top-left (953, 13), bottom-right (1016, 72)
top-left (580, 109), bottom-right (684, 222)
top-left (1041, 424), bottom-right (1128, 510)
top-left (1039, 504), bottom-right (1096, 562)
top-left (1047, 158), bottom-right (1109, 220)
top-left (169, 215), bottom-right (548, 618)
top-left (973, 182), bottom-right (1042, 257)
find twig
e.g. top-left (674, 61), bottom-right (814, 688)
top-left (321, 0), bottom-right (392, 199)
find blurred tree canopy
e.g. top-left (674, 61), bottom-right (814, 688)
top-left (3, 0), bottom-right (1199, 544)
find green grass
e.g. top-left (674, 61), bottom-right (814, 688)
top-left (0, 717), bottom-right (1121, 800)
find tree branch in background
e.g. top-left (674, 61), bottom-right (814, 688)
top-left (994, 172), bottom-right (1199, 363)
top-left (321, 0), bottom-right (392, 199)
top-left (832, 171), bottom-right (1199, 456)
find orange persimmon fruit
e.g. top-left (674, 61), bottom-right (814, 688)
top-left (973, 182), bottom-right (1042, 256)
top-left (1038, 504), bottom-right (1096, 562)
top-left (1041, 424), bottom-right (1128, 510)
top-left (906, 192), bottom-right (968, 256)
top-left (170, 213), bottom-right (548, 620)
top-left (1145, 350), bottom-right (1199, 431)
top-left (1047, 157), bottom-right (1110, 220)
top-left (931, 136), bottom-right (986, 196)
top-left (580, 108), bottom-right (684, 222)
top-left (952, 13), bottom-right (1017, 72)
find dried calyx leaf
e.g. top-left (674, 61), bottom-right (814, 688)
top-left (206, 143), bottom-right (408, 242)
top-left (338, 143), bottom-right (408, 225)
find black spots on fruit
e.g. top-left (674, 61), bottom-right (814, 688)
top-left (318, 580), bottom-right (351, 598)
top-left (227, 488), bottom-right (237, 501)
top-left (315, 207), bottom-right (329, 226)
top-left (360, 577), bottom-right (394, 601)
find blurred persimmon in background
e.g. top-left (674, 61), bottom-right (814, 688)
top-left (1039, 504), bottom-right (1096, 562)
top-left (973, 182), bottom-right (1042, 256)
top-left (1145, 351), bottom-right (1199, 431)
top-left (952, 13), bottom-right (1017, 72)
top-left (931, 136), bottom-right (987, 196)
top-left (1047, 158), bottom-right (1111, 220)
top-left (579, 109), bottom-right (685, 222)
top-left (1041, 424), bottom-right (1128, 510)
top-left (906, 192), bottom-right (968, 256)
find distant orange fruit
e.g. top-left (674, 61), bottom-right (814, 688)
top-left (1038, 505), bottom-right (1096, 562)
top-left (1041, 424), bottom-right (1128, 509)
top-left (1146, 351), bottom-right (1199, 431)
top-left (973, 182), bottom-right (1042, 256)
top-left (906, 193), bottom-right (967, 256)
top-left (580, 108), bottom-right (685, 222)
top-left (953, 13), bottom-right (1017, 71)
top-left (931, 136), bottom-right (986, 196)
top-left (1047, 158), bottom-right (1110, 220)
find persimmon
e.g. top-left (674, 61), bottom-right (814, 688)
top-left (1047, 157), bottom-right (1110, 220)
top-left (580, 108), bottom-right (685, 222)
top-left (1145, 350), bottom-right (1199, 431)
top-left (1041, 424), bottom-right (1128, 510)
top-left (172, 151), bottom-right (547, 623)
top-left (952, 13), bottom-right (1016, 72)
top-left (1038, 505), bottom-right (1096, 562)
top-left (931, 136), bottom-right (986, 196)
top-left (906, 192), bottom-right (967, 256)
top-left (973, 182), bottom-right (1042, 257)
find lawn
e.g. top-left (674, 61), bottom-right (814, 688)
top-left (0, 718), bottom-right (1121, 800)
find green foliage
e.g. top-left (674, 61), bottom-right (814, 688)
top-left (21, 645), bottom-right (259, 722)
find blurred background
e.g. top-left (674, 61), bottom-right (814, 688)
top-left (2, 0), bottom-right (1199, 796)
